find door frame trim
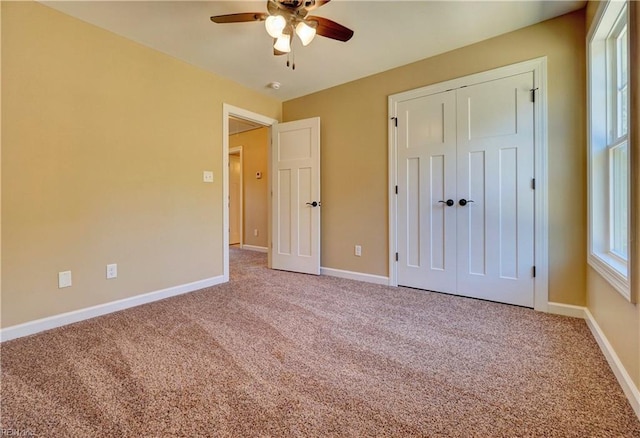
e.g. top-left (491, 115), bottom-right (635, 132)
top-left (222, 104), bottom-right (277, 282)
top-left (229, 146), bottom-right (243, 246)
top-left (387, 57), bottom-right (549, 311)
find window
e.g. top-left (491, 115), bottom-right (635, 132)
top-left (588, 1), bottom-right (630, 299)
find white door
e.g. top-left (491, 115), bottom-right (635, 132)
top-left (397, 72), bottom-right (535, 307)
top-left (397, 91), bottom-right (457, 294)
top-left (271, 117), bottom-right (321, 275)
top-left (456, 73), bottom-right (535, 306)
top-left (229, 152), bottom-right (241, 245)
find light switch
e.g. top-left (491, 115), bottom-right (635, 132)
top-left (58, 271), bottom-right (72, 288)
top-left (203, 171), bottom-right (214, 183)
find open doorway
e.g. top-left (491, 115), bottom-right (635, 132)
top-left (228, 116), bottom-right (269, 251)
top-left (222, 105), bottom-right (277, 282)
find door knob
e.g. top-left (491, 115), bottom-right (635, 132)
top-left (306, 201), bottom-right (321, 207)
top-left (459, 199), bottom-right (474, 206)
top-left (439, 199), bottom-right (455, 207)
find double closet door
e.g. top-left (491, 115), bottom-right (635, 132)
top-left (397, 72), bottom-right (535, 307)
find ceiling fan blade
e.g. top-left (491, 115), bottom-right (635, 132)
top-left (304, 0), bottom-right (330, 12)
top-left (210, 12), bottom-right (267, 24)
top-left (308, 16), bottom-right (354, 42)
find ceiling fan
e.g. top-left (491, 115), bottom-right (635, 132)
top-left (210, 0), bottom-right (354, 70)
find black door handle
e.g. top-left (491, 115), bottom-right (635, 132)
top-left (306, 201), bottom-right (321, 207)
top-left (459, 199), bottom-right (474, 206)
top-left (438, 199), bottom-right (455, 207)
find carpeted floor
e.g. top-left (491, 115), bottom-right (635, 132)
top-left (1, 248), bottom-right (639, 437)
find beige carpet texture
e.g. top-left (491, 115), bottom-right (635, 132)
top-left (1, 248), bottom-right (639, 437)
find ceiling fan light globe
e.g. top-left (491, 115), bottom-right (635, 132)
top-left (265, 15), bottom-right (286, 38)
top-left (274, 34), bottom-right (291, 53)
top-left (296, 22), bottom-right (316, 46)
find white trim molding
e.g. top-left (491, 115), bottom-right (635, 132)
top-left (229, 146), bottom-right (244, 247)
top-left (547, 302), bottom-right (587, 319)
top-left (320, 267), bottom-right (390, 286)
top-left (241, 244), bottom-right (268, 253)
top-left (584, 308), bottom-right (640, 419)
top-left (0, 276), bottom-right (225, 342)
top-left (547, 303), bottom-right (640, 420)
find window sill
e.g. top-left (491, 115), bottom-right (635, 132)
top-left (588, 252), bottom-right (630, 301)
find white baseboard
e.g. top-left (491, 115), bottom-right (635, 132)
top-left (320, 267), bottom-right (390, 285)
top-left (547, 302), bottom-right (639, 419)
top-left (547, 301), bottom-right (587, 318)
top-left (583, 308), bottom-right (640, 419)
top-left (0, 276), bottom-right (225, 343)
top-left (240, 245), bottom-right (268, 253)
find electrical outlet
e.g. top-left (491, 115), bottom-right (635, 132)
top-left (106, 263), bottom-right (118, 279)
top-left (203, 171), bottom-right (214, 183)
top-left (254, 229), bottom-right (259, 237)
top-left (58, 271), bottom-right (72, 288)
top-left (355, 245), bottom-right (362, 257)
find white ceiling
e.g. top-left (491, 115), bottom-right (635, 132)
top-left (40, 1), bottom-right (586, 101)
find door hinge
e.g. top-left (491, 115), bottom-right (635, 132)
top-left (530, 87), bottom-right (539, 103)
top-left (531, 178), bottom-right (536, 190)
top-left (395, 252), bottom-right (399, 262)
top-left (395, 185), bottom-right (398, 194)
top-left (532, 266), bottom-right (536, 278)
top-left (391, 117), bottom-right (398, 127)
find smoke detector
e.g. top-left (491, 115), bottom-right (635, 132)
top-left (268, 81), bottom-right (281, 90)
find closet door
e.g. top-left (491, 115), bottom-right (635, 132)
top-left (397, 91), bottom-right (457, 293)
top-left (456, 72), bottom-right (535, 307)
top-left (396, 72), bottom-right (536, 308)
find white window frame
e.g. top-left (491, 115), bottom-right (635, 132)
top-left (588, 0), bottom-right (631, 300)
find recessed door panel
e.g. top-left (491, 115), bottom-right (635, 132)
top-left (467, 86), bottom-right (518, 140)
top-left (298, 167), bottom-right (312, 257)
top-left (406, 157), bottom-right (421, 267)
top-left (277, 169), bottom-right (292, 255)
top-left (499, 147), bottom-right (518, 279)
top-left (430, 155), bottom-right (446, 271)
top-left (279, 129), bottom-right (312, 161)
top-left (407, 103), bottom-right (446, 147)
top-left (466, 151), bottom-right (486, 276)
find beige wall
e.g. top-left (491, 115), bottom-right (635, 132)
top-left (284, 10), bottom-right (587, 305)
top-left (585, 0), bottom-right (600, 30)
top-left (588, 268), bottom-right (640, 387)
top-left (230, 127), bottom-right (269, 248)
top-left (0, 2), bottom-right (3, 317)
top-left (584, 0), bottom-right (640, 390)
top-left (1, 2), bottom-right (281, 327)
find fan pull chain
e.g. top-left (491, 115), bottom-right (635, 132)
top-left (285, 45), bottom-right (296, 70)
top-left (292, 44), bottom-right (296, 70)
